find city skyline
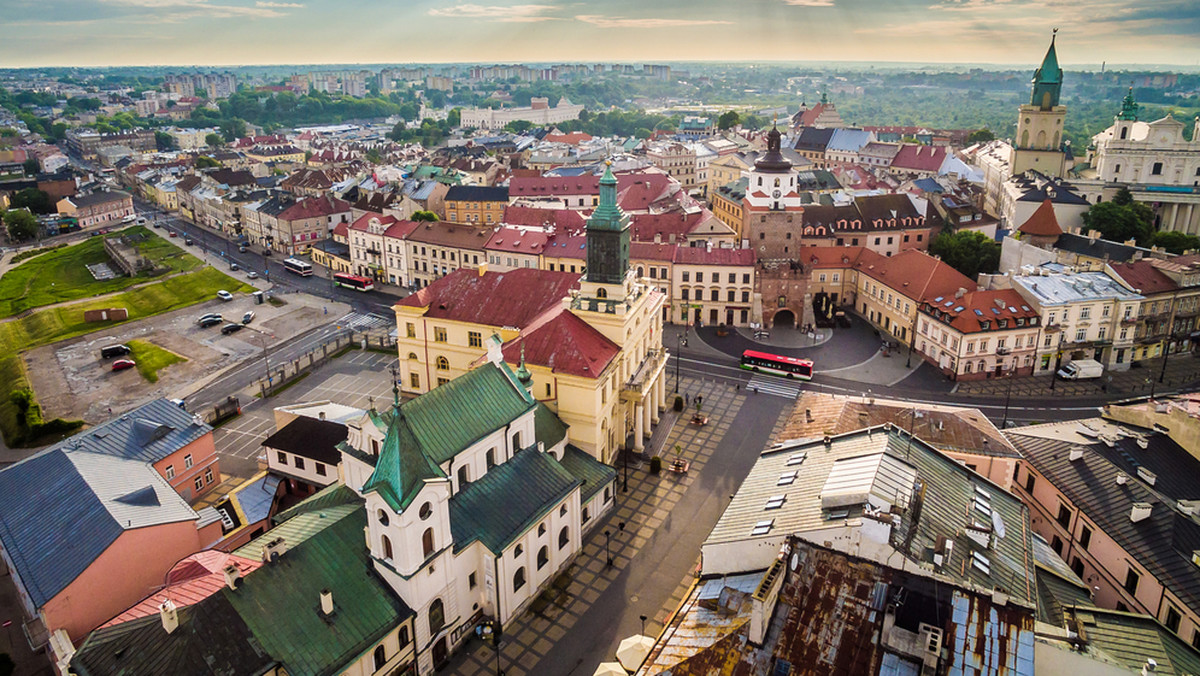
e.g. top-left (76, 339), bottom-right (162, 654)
top-left (2, 0), bottom-right (1199, 68)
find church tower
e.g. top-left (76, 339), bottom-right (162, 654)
top-left (745, 124), bottom-right (803, 213)
top-left (1012, 30), bottom-right (1068, 177)
top-left (580, 161), bottom-right (633, 301)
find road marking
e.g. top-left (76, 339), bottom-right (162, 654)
top-left (747, 374), bottom-right (802, 399)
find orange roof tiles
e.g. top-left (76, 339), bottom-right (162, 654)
top-left (1017, 199), bottom-right (1064, 237)
top-left (501, 311), bottom-right (618, 379)
top-left (397, 267), bottom-right (580, 329)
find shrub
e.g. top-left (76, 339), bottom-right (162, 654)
top-left (673, 395), bottom-right (683, 411)
top-left (649, 455), bottom-right (662, 474)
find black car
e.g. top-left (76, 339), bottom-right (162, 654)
top-left (220, 323), bottom-right (244, 335)
top-left (198, 316), bottom-right (222, 328)
top-left (100, 344), bottom-right (131, 359)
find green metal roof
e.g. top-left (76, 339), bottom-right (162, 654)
top-left (586, 163), bottom-right (629, 233)
top-left (362, 409), bottom-right (446, 513)
top-left (225, 506), bottom-right (413, 676)
top-left (1067, 606), bottom-right (1200, 676)
top-left (534, 402), bottom-right (568, 449)
top-left (273, 483), bottom-right (360, 526)
top-left (558, 444), bottom-right (616, 503)
top-left (448, 447), bottom-right (579, 554)
top-left (234, 502), bottom-right (359, 560)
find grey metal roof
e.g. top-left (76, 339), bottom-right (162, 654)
top-left (1054, 232), bottom-right (1155, 263)
top-left (1011, 270), bottom-right (1143, 306)
top-left (704, 425), bottom-right (1036, 606)
top-left (45, 398), bottom-right (212, 464)
top-left (825, 128), bottom-right (874, 153)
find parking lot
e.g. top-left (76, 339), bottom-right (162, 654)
top-left (212, 350), bottom-right (397, 478)
top-left (24, 290), bottom-right (349, 424)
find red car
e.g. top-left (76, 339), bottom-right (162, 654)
top-left (111, 359), bottom-right (136, 372)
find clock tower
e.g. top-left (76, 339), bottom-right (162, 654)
top-left (1011, 30), bottom-right (1068, 177)
top-left (744, 124), bottom-right (803, 212)
top-left (584, 162), bottom-right (630, 286)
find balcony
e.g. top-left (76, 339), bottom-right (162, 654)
top-left (622, 348), bottom-right (667, 400)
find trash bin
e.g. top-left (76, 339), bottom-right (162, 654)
top-left (253, 291), bottom-right (264, 305)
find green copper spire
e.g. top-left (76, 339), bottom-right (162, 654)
top-left (585, 161), bottom-right (630, 285)
top-left (1030, 29), bottom-right (1063, 110)
top-left (820, 90), bottom-right (829, 105)
top-left (362, 410), bottom-right (445, 513)
top-left (515, 344), bottom-right (532, 389)
top-left (1118, 87), bottom-right (1139, 121)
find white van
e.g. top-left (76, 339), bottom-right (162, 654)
top-left (1057, 359), bottom-right (1103, 380)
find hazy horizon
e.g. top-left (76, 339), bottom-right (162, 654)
top-left (3, 0), bottom-right (1198, 70)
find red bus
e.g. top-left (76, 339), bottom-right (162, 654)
top-left (740, 350), bottom-right (814, 380)
top-left (333, 273), bottom-right (375, 291)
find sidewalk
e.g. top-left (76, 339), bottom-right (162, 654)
top-left (953, 352), bottom-right (1200, 399)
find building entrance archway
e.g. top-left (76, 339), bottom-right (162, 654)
top-left (773, 309), bottom-right (797, 328)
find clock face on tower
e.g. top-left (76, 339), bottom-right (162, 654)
top-left (772, 190), bottom-right (782, 199)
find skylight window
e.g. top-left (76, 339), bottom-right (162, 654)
top-left (765, 495), bottom-right (787, 510)
top-left (778, 472), bottom-right (797, 486)
top-left (787, 452), bottom-right (807, 467)
top-left (751, 519), bottom-right (775, 536)
top-left (974, 497), bottom-right (992, 517)
top-left (971, 551), bottom-right (991, 575)
top-left (974, 309), bottom-right (984, 316)
top-left (954, 306), bottom-right (964, 312)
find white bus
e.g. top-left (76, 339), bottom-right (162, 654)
top-left (282, 258), bottom-right (313, 276)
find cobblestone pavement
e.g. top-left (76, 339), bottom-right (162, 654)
top-left (445, 374), bottom-right (789, 676)
top-left (953, 352), bottom-right (1200, 400)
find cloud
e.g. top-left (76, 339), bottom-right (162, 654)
top-left (98, 0), bottom-right (291, 17)
top-left (256, 1), bottom-right (304, 6)
top-left (427, 4), bottom-right (559, 22)
top-left (574, 14), bottom-right (732, 28)
top-left (781, 0), bottom-right (834, 6)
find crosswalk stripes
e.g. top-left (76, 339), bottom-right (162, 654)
top-left (336, 312), bottom-right (391, 331)
top-left (746, 374), bottom-right (803, 399)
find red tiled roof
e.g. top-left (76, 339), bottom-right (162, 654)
top-left (332, 222), bottom-right (349, 238)
top-left (890, 144), bottom-right (947, 172)
top-left (349, 212), bottom-right (399, 232)
top-left (800, 246), bottom-right (881, 269)
top-left (501, 311), bottom-right (618, 378)
top-left (922, 288), bottom-right (1039, 334)
top-left (277, 195), bottom-right (351, 222)
top-left (543, 234), bottom-right (589, 260)
top-left (618, 173), bottom-right (675, 211)
top-left (543, 132), bottom-right (594, 145)
top-left (485, 227), bottom-right (550, 254)
top-left (100, 551), bottom-right (261, 628)
top-left (857, 249), bottom-right (975, 301)
top-left (631, 241), bottom-right (678, 262)
top-left (383, 220), bottom-right (421, 240)
top-left (406, 221), bottom-right (492, 248)
top-left (629, 211), bottom-right (705, 243)
top-left (1110, 261), bottom-right (1179, 296)
top-left (673, 246), bottom-right (756, 266)
top-left (397, 267), bottom-right (580, 328)
top-left (502, 206), bottom-right (586, 232)
top-left (794, 103), bottom-right (831, 127)
top-left (509, 175), bottom-right (600, 197)
top-left (1017, 199), bottom-right (1063, 237)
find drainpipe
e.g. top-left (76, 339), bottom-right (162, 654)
top-left (422, 318), bottom-right (432, 393)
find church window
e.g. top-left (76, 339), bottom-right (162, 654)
top-left (486, 449), bottom-right (496, 469)
top-left (420, 502), bottom-right (433, 520)
top-left (558, 526), bottom-right (570, 549)
top-left (538, 523), bottom-right (547, 536)
top-left (377, 509), bottom-right (390, 527)
top-left (406, 323), bottom-right (416, 338)
top-left (774, 178), bottom-right (780, 187)
top-left (514, 544), bottom-right (523, 557)
top-left (468, 331), bottom-right (482, 348)
top-left (1153, 162), bottom-right (1164, 176)
top-left (374, 645), bottom-right (387, 671)
top-left (759, 232), bottom-right (765, 240)
top-left (436, 356), bottom-right (450, 371)
top-left (422, 528), bottom-right (435, 557)
top-left (757, 177), bottom-right (763, 186)
top-left (457, 466), bottom-right (469, 488)
top-left (434, 326), bottom-right (447, 342)
top-left (468, 573), bottom-right (477, 589)
top-left (512, 431), bottom-right (521, 451)
top-left (429, 599), bottom-right (445, 634)
top-left (1120, 128), bottom-right (1128, 140)
top-left (537, 546), bottom-right (549, 570)
top-left (410, 373), bottom-right (420, 389)
top-left (382, 534), bottom-right (393, 560)
top-left (597, 288), bottom-right (607, 299)
top-left (408, 352), bottom-right (418, 361)
top-left (513, 567), bottom-right (527, 591)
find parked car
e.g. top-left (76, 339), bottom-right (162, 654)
top-left (247, 271), bottom-right (258, 279)
top-left (198, 316), bottom-right (222, 328)
top-left (229, 263), bottom-right (240, 272)
top-left (220, 323), bottom-right (243, 335)
top-left (121, 214), bottom-right (136, 224)
top-left (217, 290), bottom-right (234, 301)
top-left (1057, 359), bottom-right (1103, 380)
top-left (185, 237), bottom-right (193, 245)
top-left (153, 222), bottom-right (162, 229)
top-left (100, 344), bottom-right (131, 359)
top-left (196, 313), bottom-right (222, 325)
top-left (111, 359), bottom-right (136, 371)
top-left (241, 311), bottom-right (255, 324)
top-left (168, 231), bottom-right (178, 237)
top-left (238, 245), bottom-right (247, 253)
top-left (135, 217), bottom-right (147, 225)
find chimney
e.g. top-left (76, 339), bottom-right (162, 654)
top-left (223, 564), bottom-right (241, 590)
top-left (1131, 502), bottom-right (1153, 523)
top-left (478, 262), bottom-right (488, 276)
top-left (1068, 448), bottom-right (1084, 462)
top-left (1137, 467), bottom-right (1157, 486)
top-left (1144, 658), bottom-right (1159, 675)
top-left (159, 599), bottom-right (179, 634)
top-left (318, 410), bottom-right (327, 421)
top-left (320, 589), bottom-right (335, 616)
top-left (261, 536), bottom-right (287, 563)
top-left (1117, 473), bottom-right (1128, 485)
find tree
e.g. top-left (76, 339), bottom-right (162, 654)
top-left (204, 133), bottom-right (224, 148)
top-left (1082, 200), bottom-right (1155, 246)
top-left (447, 108), bottom-right (461, 127)
top-left (154, 130), bottom-right (175, 151)
top-left (717, 110), bottom-right (740, 130)
top-left (9, 188), bottom-right (52, 214)
top-left (412, 210), bottom-right (439, 222)
top-left (218, 118), bottom-right (247, 143)
top-left (928, 229), bottom-right (1000, 279)
top-left (22, 159), bottom-right (39, 176)
top-left (504, 120), bottom-right (534, 134)
top-left (0, 127), bottom-right (17, 137)
top-left (1112, 186), bottom-right (1133, 206)
top-left (195, 156), bottom-right (220, 169)
top-left (365, 148), bottom-right (382, 164)
top-left (967, 128), bottom-right (995, 144)
top-left (4, 210), bottom-right (39, 241)
top-left (1152, 230), bottom-right (1200, 255)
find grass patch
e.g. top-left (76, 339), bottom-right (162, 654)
top-left (10, 243), bottom-right (68, 265)
top-left (0, 226), bottom-right (204, 317)
top-left (0, 266), bottom-right (252, 447)
top-left (127, 339), bottom-right (186, 383)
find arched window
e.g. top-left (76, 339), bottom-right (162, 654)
top-left (408, 352), bottom-right (419, 361)
top-left (1120, 127), bottom-right (1128, 140)
top-left (513, 567), bottom-right (527, 591)
top-left (597, 287), bottom-right (608, 299)
top-left (422, 528), bottom-right (435, 558)
top-left (558, 526), bottom-right (570, 550)
top-left (382, 534), bottom-right (393, 561)
top-left (457, 465), bottom-right (469, 489)
top-left (436, 356), bottom-right (449, 371)
top-left (637, 266), bottom-right (644, 277)
top-left (373, 645), bottom-right (387, 671)
top-left (429, 598), bottom-right (445, 634)
top-left (376, 509), bottom-right (389, 527)
top-left (537, 546), bottom-right (549, 570)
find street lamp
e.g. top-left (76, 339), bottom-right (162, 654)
top-left (674, 331), bottom-right (688, 394)
top-left (1001, 362), bottom-right (1015, 430)
top-left (604, 529), bottom-right (613, 567)
top-left (475, 620), bottom-right (504, 676)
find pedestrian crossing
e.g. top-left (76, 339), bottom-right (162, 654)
top-left (336, 312), bottom-right (391, 331)
top-left (746, 374), bottom-right (803, 400)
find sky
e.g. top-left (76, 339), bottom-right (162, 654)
top-left (2, 0), bottom-right (1198, 68)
